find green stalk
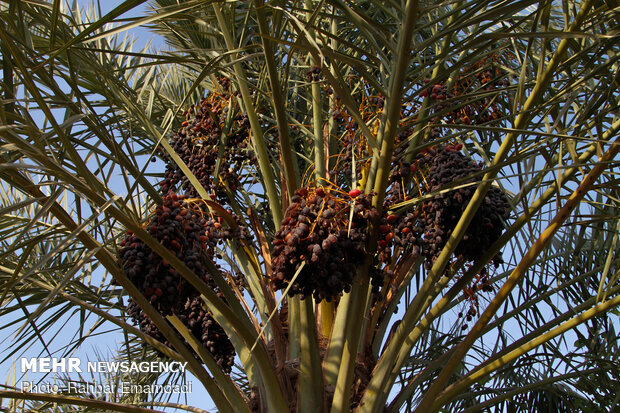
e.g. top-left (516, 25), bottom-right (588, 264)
top-left (233, 245), bottom-right (272, 333)
top-left (254, 0), bottom-right (299, 197)
top-left (323, 284), bottom-right (353, 386)
top-left (364, 106), bottom-right (389, 195)
top-left (413, 137), bottom-right (619, 412)
top-left (329, 262), bottom-right (371, 413)
top-left (232, 197), bottom-right (282, 344)
top-left (213, 4), bottom-right (283, 226)
top-left (311, 78), bottom-right (325, 180)
top-left (436, 294), bottom-right (620, 409)
top-left (327, 4), bottom-right (339, 176)
top-left (288, 295), bottom-right (302, 358)
top-left (299, 297), bottom-right (325, 412)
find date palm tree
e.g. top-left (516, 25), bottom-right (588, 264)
top-left (0, 0), bottom-right (618, 412)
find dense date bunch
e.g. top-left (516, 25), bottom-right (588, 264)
top-left (159, 90), bottom-right (256, 203)
top-left (270, 187), bottom-right (389, 301)
top-left (117, 193), bottom-right (238, 313)
top-left (118, 193), bottom-right (240, 369)
top-left (414, 144), bottom-right (510, 270)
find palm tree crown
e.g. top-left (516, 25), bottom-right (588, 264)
top-left (0, 0), bottom-right (618, 412)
